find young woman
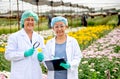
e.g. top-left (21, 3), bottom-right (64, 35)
top-left (44, 16), bottom-right (82, 79)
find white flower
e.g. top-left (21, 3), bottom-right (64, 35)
top-left (97, 71), bottom-right (100, 74)
top-left (90, 69), bottom-right (95, 72)
top-left (81, 61), bottom-right (88, 64)
top-left (79, 69), bottom-right (82, 72)
top-left (88, 65), bottom-right (92, 68)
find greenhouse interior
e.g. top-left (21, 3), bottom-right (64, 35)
top-left (0, 0), bottom-right (120, 79)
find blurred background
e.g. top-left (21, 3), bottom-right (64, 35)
top-left (0, 0), bottom-right (120, 79)
top-left (0, 0), bottom-right (120, 34)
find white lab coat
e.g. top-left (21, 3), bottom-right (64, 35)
top-left (5, 29), bottom-right (45, 79)
top-left (44, 35), bottom-right (82, 79)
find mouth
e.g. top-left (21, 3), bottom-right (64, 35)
top-left (27, 25), bottom-right (34, 29)
top-left (57, 31), bottom-right (63, 35)
top-left (57, 31), bottom-right (62, 33)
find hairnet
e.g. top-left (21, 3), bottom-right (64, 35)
top-left (20, 10), bottom-right (38, 28)
top-left (51, 16), bottom-right (68, 27)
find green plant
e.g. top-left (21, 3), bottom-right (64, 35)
top-left (114, 45), bottom-right (120, 53)
top-left (87, 15), bottom-right (118, 26)
top-left (0, 53), bottom-right (10, 71)
top-left (79, 57), bottom-right (120, 79)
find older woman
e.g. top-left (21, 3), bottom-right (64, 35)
top-left (5, 10), bottom-right (44, 79)
top-left (44, 16), bottom-right (82, 79)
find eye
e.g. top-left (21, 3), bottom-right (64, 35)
top-left (26, 18), bottom-right (30, 21)
top-left (60, 25), bottom-right (64, 27)
top-left (54, 25), bottom-right (59, 28)
top-left (31, 19), bottom-right (34, 21)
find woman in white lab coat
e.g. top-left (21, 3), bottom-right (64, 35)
top-left (44, 16), bottom-right (83, 79)
top-left (5, 10), bottom-right (45, 79)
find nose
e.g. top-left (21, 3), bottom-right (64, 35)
top-left (58, 27), bottom-right (61, 30)
top-left (58, 26), bottom-right (62, 30)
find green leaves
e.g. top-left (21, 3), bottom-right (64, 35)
top-left (114, 45), bottom-right (120, 53)
top-left (0, 53), bottom-right (10, 71)
top-left (79, 57), bottom-right (120, 79)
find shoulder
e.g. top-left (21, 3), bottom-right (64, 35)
top-left (34, 32), bottom-right (44, 39)
top-left (8, 30), bottom-right (20, 38)
top-left (67, 35), bottom-right (79, 46)
top-left (46, 37), bottom-right (55, 44)
top-left (7, 31), bottom-right (21, 42)
top-left (67, 35), bottom-right (77, 42)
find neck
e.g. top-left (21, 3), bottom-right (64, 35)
top-left (24, 29), bottom-right (33, 40)
top-left (56, 34), bottom-right (67, 44)
top-left (24, 29), bottom-right (33, 34)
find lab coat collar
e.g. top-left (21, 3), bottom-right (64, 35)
top-left (19, 29), bottom-right (35, 46)
top-left (50, 35), bottom-right (72, 59)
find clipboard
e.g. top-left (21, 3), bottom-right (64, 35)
top-left (45, 58), bottom-right (66, 71)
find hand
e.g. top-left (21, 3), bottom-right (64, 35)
top-left (24, 47), bottom-right (35, 57)
top-left (37, 53), bottom-right (44, 62)
top-left (60, 61), bottom-right (70, 69)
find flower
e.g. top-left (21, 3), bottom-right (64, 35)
top-left (81, 61), bottom-right (88, 64)
top-left (90, 69), bottom-right (95, 72)
top-left (0, 73), bottom-right (7, 79)
top-left (79, 69), bottom-right (82, 72)
top-left (42, 74), bottom-right (47, 79)
top-left (37, 48), bottom-right (42, 53)
top-left (0, 71), bottom-right (9, 79)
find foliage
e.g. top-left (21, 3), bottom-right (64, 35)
top-left (0, 53), bottom-right (10, 71)
top-left (68, 18), bottom-right (81, 27)
top-left (79, 57), bottom-right (120, 79)
top-left (68, 25), bottom-right (114, 50)
top-left (0, 26), bottom-right (18, 35)
top-left (34, 23), bottom-right (49, 31)
top-left (0, 18), bottom-right (17, 26)
top-left (114, 45), bottom-right (120, 53)
top-left (1, 52), bottom-right (120, 79)
top-left (87, 15), bottom-right (118, 26)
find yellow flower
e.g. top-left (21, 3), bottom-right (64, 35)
top-left (37, 48), bottom-right (42, 53)
top-left (0, 47), bottom-right (5, 53)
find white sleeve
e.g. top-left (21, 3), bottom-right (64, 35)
top-left (69, 39), bottom-right (83, 69)
top-left (4, 35), bottom-right (25, 61)
top-left (44, 41), bottom-right (52, 60)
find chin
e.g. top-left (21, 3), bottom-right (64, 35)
top-left (28, 28), bottom-right (33, 31)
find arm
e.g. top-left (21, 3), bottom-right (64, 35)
top-left (60, 38), bottom-right (83, 70)
top-left (5, 35), bottom-right (25, 61)
top-left (69, 39), bottom-right (83, 69)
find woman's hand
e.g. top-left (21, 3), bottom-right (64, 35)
top-left (60, 61), bottom-right (70, 69)
top-left (24, 47), bottom-right (35, 57)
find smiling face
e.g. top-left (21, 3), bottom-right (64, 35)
top-left (53, 21), bottom-right (67, 37)
top-left (24, 17), bottom-right (35, 32)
